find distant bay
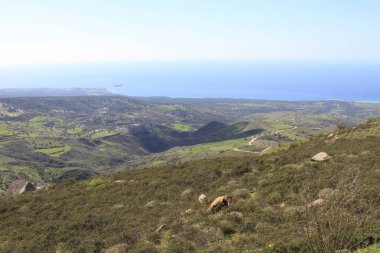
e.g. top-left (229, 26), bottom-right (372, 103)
top-left (0, 60), bottom-right (379, 101)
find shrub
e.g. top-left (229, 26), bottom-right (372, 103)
top-left (87, 177), bottom-right (111, 187)
top-left (202, 243), bottom-right (235, 253)
top-left (255, 222), bottom-right (275, 235)
top-left (231, 188), bottom-right (251, 199)
top-left (217, 219), bottom-right (237, 236)
top-left (227, 211), bottom-right (244, 224)
top-left (317, 187), bottom-right (336, 199)
top-left (167, 237), bottom-right (196, 253)
top-left (130, 241), bottom-right (158, 253)
top-left (266, 191), bottom-right (282, 205)
top-left (301, 168), bottom-right (380, 253)
top-left (355, 243), bottom-right (380, 253)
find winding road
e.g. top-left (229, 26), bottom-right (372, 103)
top-left (233, 126), bottom-right (298, 154)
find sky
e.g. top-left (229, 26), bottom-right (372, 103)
top-left (1, 0), bottom-right (380, 67)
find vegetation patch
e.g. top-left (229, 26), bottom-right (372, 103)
top-left (36, 145), bottom-right (71, 157)
top-left (158, 104), bottom-right (190, 111)
top-left (171, 123), bottom-right (195, 132)
top-left (0, 124), bottom-right (13, 135)
top-left (355, 243), bottom-right (380, 253)
top-left (91, 129), bottom-right (118, 139)
top-left (87, 177), bottom-right (111, 187)
top-left (67, 127), bottom-right (84, 135)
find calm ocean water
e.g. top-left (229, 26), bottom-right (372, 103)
top-left (1, 61), bottom-right (380, 101)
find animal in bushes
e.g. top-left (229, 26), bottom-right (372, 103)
top-left (207, 195), bottom-right (232, 212)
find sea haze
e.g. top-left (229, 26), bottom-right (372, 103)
top-left (0, 61), bottom-right (379, 101)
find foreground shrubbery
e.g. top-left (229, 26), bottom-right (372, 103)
top-left (1, 120), bottom-right (380, 252)
top-left (355, 243), bottom-right (380, 253)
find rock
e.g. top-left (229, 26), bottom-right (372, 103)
top-left (311, 152), bottom-right (331, 161)
top-left (36, 186), bottom-right (45, 191)
top-left (184, 208), bottom-right (193, 214)
top-left (104, 243), bottom-right (129, 253)
top-left (19, 182), bottom-right (36, 194)
top-left (207, 195), bottom-right (231, 212)
top-left (307, 198), bottom-right (324, 208)
top-left (145, 201), bottom-right (156, 208)
top-left (230, 211), bottom-right (243, 219)
top-left (112, 204), bottom-right (124, 209)
top-left (7, 180), bottom-right (36, 196)
top-left (198, 194), bottom-right (208, 204)
top-left (155, 224), bottom-right (167, 233)
top-left (328, 133), bottom-right (334, 138)
top-left (181, 188), bottom-right (192, 198)
top-left (261, 147), bottom-right (273, 154)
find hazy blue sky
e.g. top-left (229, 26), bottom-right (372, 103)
top-left (1, 0), bottom-right (380, 66)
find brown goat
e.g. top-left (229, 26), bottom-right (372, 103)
top-left (207, 195), bottom-right (232, 212)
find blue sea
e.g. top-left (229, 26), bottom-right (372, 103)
top-left (1, 60), bottom-right (380, 101)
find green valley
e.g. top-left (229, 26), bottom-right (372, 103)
top-left (1, 96), bottom-right (380, 193)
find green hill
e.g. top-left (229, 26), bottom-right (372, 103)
top-left (1, 119), bottom-right (379, 252)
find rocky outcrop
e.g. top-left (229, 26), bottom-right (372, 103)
top-left (312, 152), bottom-right (331, 161)
top-left (7, 180), bottom-right (36, 196)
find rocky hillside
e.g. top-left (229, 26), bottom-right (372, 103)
top-left (1, 119), bottom-right (380, 252)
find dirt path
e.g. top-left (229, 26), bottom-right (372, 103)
top-left (233, 148), bottom-right (258, 154)
top-left (233, 125), bottom-right (298, 154)
top-left (275, 126), bottom-right (298, 134)
top-left (248, 137), bottom-right (258, 146)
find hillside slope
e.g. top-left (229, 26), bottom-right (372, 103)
top-left (2, 96), bottom-right (380, 193)
top-left (1, 119), bottom-right (380, 252)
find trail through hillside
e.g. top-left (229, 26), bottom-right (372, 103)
top-left (275, 126), bottom-right (298, 134)
top-left (233, 126), bottom-right (298, 154)
top-left (248, 137), bottom-right (258, 146)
